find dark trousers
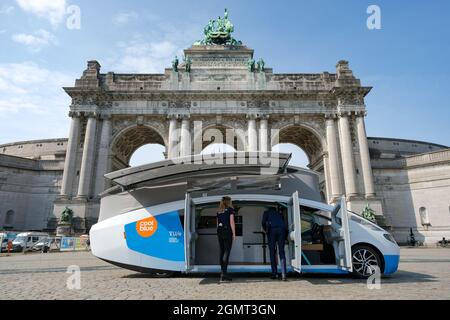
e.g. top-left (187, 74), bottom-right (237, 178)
top-left (217, 226), bottom-right (233, 274)
top-left (268, 227), bottom-right (287, 275)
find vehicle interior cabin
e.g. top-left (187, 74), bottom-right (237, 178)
top-left (189, 199), bottom-right (342, 269)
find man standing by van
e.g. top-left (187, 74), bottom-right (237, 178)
top-left (262, 206), bottom-right (287, 281)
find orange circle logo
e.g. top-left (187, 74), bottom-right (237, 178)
top-left (136, 216), bottom-right (158, 238)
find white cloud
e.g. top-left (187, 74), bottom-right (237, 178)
top-left (15, 0), bottom-right (66, 26)
top-left (114, 11), bottom-right (138, 25)
top-left (0, 62), bottom-right (72, 114)
top-left (112, 37), bottom-right (181, 73)
top-left (12, 29), bottom-right (57, 51)
top-left (105, 16), bottom-right (200, 73)
top-left (0, 5), bottom-right (15, 15)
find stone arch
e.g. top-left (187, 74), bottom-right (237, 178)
top-left (110, 124), bottom-right (167, 169)
top-left (193, 123), bottom-right (246, 152)
top-left (271, 123), bottom-right (325, 165)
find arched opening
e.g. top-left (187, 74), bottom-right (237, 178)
top-left (201, 143), bottom-right (237, 155)
top-left (129, 144), bottom-right (166, 167)
top-left (111, 125), bottom-right (166, 170)
top-left (271, 125), bottom-right (324, 168)
top-left (272, 143), bottom-right (309, 168)
top-left (4, 210), bottom-right (14, 227)
top-left (272, 124), bottom-right (326, 201)
top-left (193, 124), bottom-right (246, 154)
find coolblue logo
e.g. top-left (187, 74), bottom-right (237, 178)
top-left (124, 210), bottom-right (184, 261)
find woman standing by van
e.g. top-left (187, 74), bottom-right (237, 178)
top-left (217, 196), bottom-right (236, 282)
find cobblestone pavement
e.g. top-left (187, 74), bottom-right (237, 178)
top-left (0, 248), bottom-right (449, 300)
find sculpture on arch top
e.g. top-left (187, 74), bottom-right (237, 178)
top-left (194, 8), bottom-right (242, 46)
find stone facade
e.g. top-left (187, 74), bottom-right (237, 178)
top-left (52, 45), bottom-right (383, 234)
top-left (0, 139), bottom-right (66, 231)
top-left (368, 137), bottom-right (450, 244)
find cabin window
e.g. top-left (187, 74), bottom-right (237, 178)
top-left (301, 216), bottom-right (313, 233)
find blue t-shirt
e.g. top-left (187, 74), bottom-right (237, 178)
top-left (217, 208), bottom-right (234, 228)
top-left (262, 208), bottom-right (286, 231)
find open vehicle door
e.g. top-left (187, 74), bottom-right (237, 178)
top-left (288, 191), bottom-right (302, 273)
top-left (331, 196), bottom-right (353, 271)
top-left (184, 193), bottom-right (194, 272)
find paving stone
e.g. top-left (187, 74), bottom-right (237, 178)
top-left (0, 248), bottom-right (449, 300)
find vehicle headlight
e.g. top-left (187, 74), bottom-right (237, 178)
top-left (383, 233), bottom-right (397, 244)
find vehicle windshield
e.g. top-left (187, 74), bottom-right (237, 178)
top-left (35, 238), bottom-right (49, 245)
top-left (14, 236), bottom-right (27, 242)
top-left (300, 206), bottom-right (332, 221)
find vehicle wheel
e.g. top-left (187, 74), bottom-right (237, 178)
top-left (352, 245), bottom-right (382, 278)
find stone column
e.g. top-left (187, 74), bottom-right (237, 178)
top-left (179, 117), bottom-right (191, 157)
top-left (259, 117), bottom-right (269, 152)
top-left (247, 116), bottom-right (258, 152)
top-left (322, 152), bottom-right (332, 203)
top-left (93, 115), bottom-right (112, 197)
top-left (355, 113), bottom-right (376, 198)
top-left (77, 113), bottom-right (98, 198)
top-left (325, 116), bottom-right (342, 199)
top-left (168, 115), bottom-right (179, 158)
top-left (60, 112), bottom-right (81, 198)
top-left (338, 113), bottom-right (358, 197)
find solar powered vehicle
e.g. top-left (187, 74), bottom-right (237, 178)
top-left (90, 152), bottom-right (399, 278)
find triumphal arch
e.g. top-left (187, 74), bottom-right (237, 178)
top-left (53, 10), bottom-right (382, 232)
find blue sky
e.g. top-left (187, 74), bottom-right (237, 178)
top-left (0, 0), bottom-right (449, 167)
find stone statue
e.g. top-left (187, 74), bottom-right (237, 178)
top-left (204, 19), bottom-right (214, 38)
top-left (217, 16), bottom-right (224, 32)
top-left (362, 204), bottom-right (376, 223)
top-left (184, 56), bottom-right (192, 73)
top-left (247, 58), bottom-right (255, 72)
top-left (60, 207), bottom-right (73, 224)
top-left (257, 58), bottom-right (265, 72)
top-left (172, 56), bottom-right (179, 72)
top-left (194, 9), bottom-right (242, 46)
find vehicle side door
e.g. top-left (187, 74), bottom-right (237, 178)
top-left (331, 197), bottom-right (353, 271)
top-left (184, 193), bottom-right (194, 272)
top-left (288, 191), bottom-right (302, 273)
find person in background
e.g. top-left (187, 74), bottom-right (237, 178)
top-left (262, 205), bottom-right (288, 281)
top-left (216, 196), bottom-right (236, 282)
top-left (7, 239), bottom-right (12, 256)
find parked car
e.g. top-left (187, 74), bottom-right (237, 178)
top-left (12, 232), bottom-right (49, 252)
top-left (31, 237), bottom-right (61, 252)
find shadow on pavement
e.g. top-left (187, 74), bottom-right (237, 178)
top-left (122, 270), bottom-right (437, 286)
top-left (379, 270), bottom-right (438, 284)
